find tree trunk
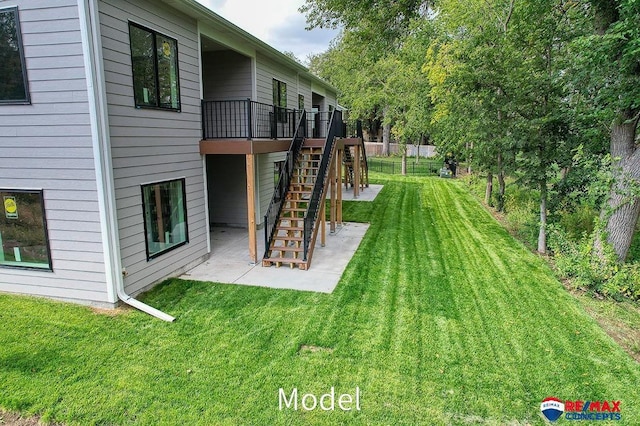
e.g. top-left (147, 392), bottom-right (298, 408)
top-left (485, 172), bottom-right (493, 207)
top-left (598, 111), bottom-right (640, 261)
top-left (538, 180), bottom-right (548, 254)
top-left (496, 152), bottom-right (506, 212)
top-left (467, 141), bottom-right (473, 174)
top-left (382, 123), bottom-right (391, 156)
top-left (401, 151), bottom-right (407, 175)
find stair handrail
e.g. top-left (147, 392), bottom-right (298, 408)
top-left (263, 110), bottom-right (307, 259)
top-left (303, 110), bottom-right (342, 261)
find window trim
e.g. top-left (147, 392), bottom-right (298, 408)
top-left (128, 21), bottom-right (181, 112)
top-left (0, 189), bottom-right (52, 271)
top-left (140, 178), bottom-right (189, 261)
top-left (0, 7), bottom-right (31, 105)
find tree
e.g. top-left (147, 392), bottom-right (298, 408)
top-left (307, 31), bottom-right (395, 152)
top-left (303, 0), bottom-right (436, 156)
top-left (426, 0), bottom-right (520, 210)
top-left (426, 0), bottom-right (585, 253)
top-left (576, 0), bottom-right (640, 261)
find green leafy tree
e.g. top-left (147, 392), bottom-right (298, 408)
top-left (303, 0), bottom-right (436, 155)
top-left (573, 0), bottom-right (640, 261)
top-left (426, 0), bottom-right (520, 210)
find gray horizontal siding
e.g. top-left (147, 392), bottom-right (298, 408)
top-left (257, 152), bottom-right (286, 227)
top-left (202, 50), bottom-right (252, 101)
top-left (0, 0), bottom-right (110, 304)
top-left (99, 0), bottom-right (208, 296)
top-left (298, 77), bottom-right (312, 111)
top-left (206, 155), bottom-right (247, 227)
top-left (255, 52), bottom-right (300, 107)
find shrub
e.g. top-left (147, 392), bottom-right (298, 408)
top-left (503, 185), bottom-right (539, 247)
top-left (557, 204), bottom-right (597, 241)
top-left (548, 225), bottom-right (640, 301)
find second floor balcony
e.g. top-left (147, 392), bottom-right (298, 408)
top-left (201, 99), bottom-right (338, 141)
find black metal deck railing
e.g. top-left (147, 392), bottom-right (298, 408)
top-left (202, 99), bottom-right (343, 140)
top-left (263, 111), bottom-right (307, 258)
top-left (202, 99), bottom-right (300, 140)
top-left (303, 110), bottom-right (342, 261)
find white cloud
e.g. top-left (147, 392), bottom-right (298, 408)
top-left (196, 0), bottom-right (338, 60)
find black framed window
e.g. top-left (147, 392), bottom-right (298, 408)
top-left (141, 179), bottom-right (188, 260)
top-left (298, 94), bottom-right (304, 110)
top-left (0, 7), bottom-right (30, 104)
top-left (0, 190), bottom-right (51, 270)
top-left (129, 22), bottom-right (180, 111)
top-left (272, 79), bottom-right (287, 122)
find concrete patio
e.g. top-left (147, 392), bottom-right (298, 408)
top-left (180, 184), bottom-right (383, 293)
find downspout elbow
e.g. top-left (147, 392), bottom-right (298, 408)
top-left (116, 286), bottom-right (175, 322)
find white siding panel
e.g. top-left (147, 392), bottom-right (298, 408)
top-left (0, 0), bottom-right (110, 304)
top-left (99, 0), bottom-right (208, 296)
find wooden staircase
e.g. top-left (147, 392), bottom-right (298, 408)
top-left (343, 142), bottom-right (369, 189)
top-left (262, 145), bottom-right (324, 270)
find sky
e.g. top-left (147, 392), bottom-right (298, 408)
top-left (196, 0), bottom-right (339, 63)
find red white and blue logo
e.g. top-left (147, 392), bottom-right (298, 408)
top-left (540, 397), bottom-right (622, 422)
top-left (541, 397), bottom-right (565, 422)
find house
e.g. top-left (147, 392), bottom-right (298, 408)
top-left (0, 0), bottom-right (364, 321)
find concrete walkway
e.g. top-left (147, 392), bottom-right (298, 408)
top-left (338, 184), bottom-right (383, 202)
top-left (181, 222), bottom-right (369, 293)
top-left (181, 184), bottom-right (382, 293)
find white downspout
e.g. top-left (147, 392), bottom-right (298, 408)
top-left (78, 0), bottom-right (175, 322)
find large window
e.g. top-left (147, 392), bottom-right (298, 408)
top-left (298, 94), bottom-right (304, 110)
top-left (272, 79), bottom-right (287, 122)
top-left (0, 7), bottom-right (30, 104)
top-left (141, 179), bottom-right (188, 260)
top-left (129, 22), bottom-right (180, 111)
top-left (0, 190), bottom-right (51, 270)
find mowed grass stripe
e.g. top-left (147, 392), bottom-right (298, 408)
top-left (419, 178), bottom-right (639, 420)
top-left (1, 174), bottom-right (639, 425)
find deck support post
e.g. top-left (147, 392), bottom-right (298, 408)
top-left (354, 143), bottom-right (360, 198)
top-left (337, 147), bottom-right (343, 225)
top-left (330, 148), bottom-right (337, 233)
top-left (246, 153), bottom-right (257, 264)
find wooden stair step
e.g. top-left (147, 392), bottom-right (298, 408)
top-left (270, 246), bottom-right (303, 252)
top-left (275, 226), bottom-right (303, 231)
top-left (272, 235), bottom-right (303, 241)
top-left (263, 257), bottom-right (306, 264)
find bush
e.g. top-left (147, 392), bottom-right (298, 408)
top-left (503, 185), bottom-right (539, 247)
top-left (557, 204), bottom-right (597, 241)
top-left (548, 225), bottom-right (640, 301)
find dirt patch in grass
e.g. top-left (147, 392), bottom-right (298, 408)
top-left (298, 344), bottom-right (334, 354)
top-left (0, 410), bottom-right (62, 426)
top-left (89, 305), bottom-right (131, 317)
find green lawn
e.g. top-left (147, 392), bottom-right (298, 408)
top-left (1, 175), bottom-right (639, 425)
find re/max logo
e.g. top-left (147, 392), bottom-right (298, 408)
top-left (563, 400), bottom-right (622, 422)
top-left (565, 400), bottom-right (621, 413)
